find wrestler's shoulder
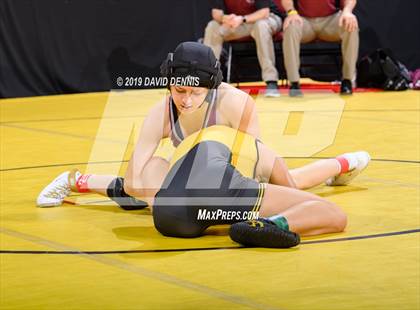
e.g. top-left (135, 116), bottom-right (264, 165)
top-left (148, 96), bottom-right (168, 116)
top-left (218, 82), bottom-right (249, 98)
top-left (217, 83), bottom-right (251, 112)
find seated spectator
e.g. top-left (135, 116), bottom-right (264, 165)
top-left (281, 0), bottom-right (359, 96)
top-left (204, 0), bottom-right (283, 97)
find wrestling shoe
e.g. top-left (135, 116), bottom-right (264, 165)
top-left (326, 151), bottom-right (371, 186)
top-left (36, 169), bottom-right (82, 207)
top-left (229, 218), bottom-right (300, 248)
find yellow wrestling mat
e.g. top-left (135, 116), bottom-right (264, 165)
top-left (1, 88), bottom-right (419, 309)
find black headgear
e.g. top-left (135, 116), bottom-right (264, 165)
top-left (160, 42), bottom-right (223, 89)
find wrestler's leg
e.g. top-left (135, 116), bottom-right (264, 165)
top-left (256, 142), bottom-right (340, 189)
top-left (288, 159), bottom-right (341, 189)
top-left (258, 183), bottom-right (347, 236)
top-left (37, 156), bottom-right (169, 208)
top-left (256, 142), bottom-right (370, 190)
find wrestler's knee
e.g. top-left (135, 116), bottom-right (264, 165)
top-left (335, 208), bottom-right (347, 232)
top-left (328, 202), bottom-right (347, 232)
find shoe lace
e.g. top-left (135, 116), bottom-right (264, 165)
top-left (249, 220), bottom-right (265, 228)
top-left (44, 184), bottom-right (70, 199)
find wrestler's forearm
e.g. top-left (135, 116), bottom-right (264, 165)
top-left (121, 180), bottom-right (159, 207)
top-left (123, 177), bottom-right (145, 197)
top-left (126, 156), bottom-right (169, 202)
top-left (135, 189), bottom-right (160, 202)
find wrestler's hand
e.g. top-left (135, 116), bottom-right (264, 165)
top-left (283, 14), bottom-right (303, 30)
top-left (339, 11), bottom-right (358, 32)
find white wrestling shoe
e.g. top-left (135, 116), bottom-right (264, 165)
top-left (36, 169), bottom-right (81, 207)
top-left (326, 151), bottom-right (371, 186)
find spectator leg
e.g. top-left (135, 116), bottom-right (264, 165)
top-left (340, 25), bottom-right (359, 80)
top-left (250, 15), bottom-right (282, 82)
top-left (204, 20), bottom-right (253, 60)
top-left (203, 20), bottom-right (224, 59)
top-left (318, 12), bottom-right (359, 81)
top-left (283, 18), bottom-right (315, 83)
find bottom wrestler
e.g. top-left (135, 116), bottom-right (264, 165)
top-left (153, 125), bottom-right (356, 248)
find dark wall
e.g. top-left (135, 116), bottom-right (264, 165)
top-left (355, 0), bottom-right (420, 72)
top-left (0, 0), bottom-right (419, 98)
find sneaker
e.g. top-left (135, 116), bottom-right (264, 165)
top-left (229, 218), bottom-right (300, 248)
top-left (36, 170), bottom-right (80, 207)
top-left (265, 81), bottom-right (280, 97)
top-left (289, 82), bottom-right (303, 97)
top-left (326, 151), bottom-right (371, 186)
top-left (340, 79), bottom-right (353, 95)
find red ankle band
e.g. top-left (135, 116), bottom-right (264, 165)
top-left (336, 156), bottom-right (350, 174)
top-left (76, 174), bottom-right (91, 193)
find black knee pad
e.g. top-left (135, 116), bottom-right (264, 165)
top-left (106, 177), bottom-right (147, 210)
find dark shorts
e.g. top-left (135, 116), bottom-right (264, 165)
top-left (153, 141), bottom-right (265, 238)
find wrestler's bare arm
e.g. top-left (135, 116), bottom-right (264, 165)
top-left (219, 87), bottom-right (261, 139)
top-left (124, 100), bottom-right (169, 198)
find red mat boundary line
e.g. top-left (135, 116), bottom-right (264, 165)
top-left (237, 83), bottom-right (382, 95)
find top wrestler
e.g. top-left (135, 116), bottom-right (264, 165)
top-left (36, 42), bottom-right (370, 246)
